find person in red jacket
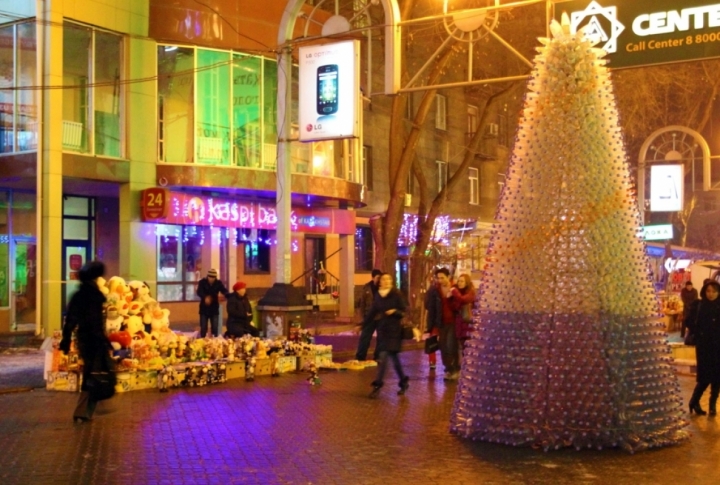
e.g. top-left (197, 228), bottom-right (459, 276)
top-left (450, 274), bottom-right (476, 370)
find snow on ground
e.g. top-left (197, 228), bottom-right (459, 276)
top-left (0, 348), bottom-right (45, 390)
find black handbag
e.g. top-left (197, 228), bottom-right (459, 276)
top-left (424, 335), bottom-right (439, 354)
top-left (87, 371), bottom-right (117, 401)
top-left (87, 352), bottom-right (117, 401)
top-left (684, 332), bottom-right (696, 346)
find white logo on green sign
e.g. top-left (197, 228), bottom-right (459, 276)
top-left (570, 1), bottom-right (626, 53)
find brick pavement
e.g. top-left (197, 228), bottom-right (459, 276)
top-left (1, 349), bottom-right (719, 485)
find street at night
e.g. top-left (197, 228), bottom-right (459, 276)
top-left (1, 348), bottom-right (719, 485)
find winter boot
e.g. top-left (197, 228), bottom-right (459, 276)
top-left (709, 386), bottom-right (719, 416)
top-left (397, 376), bottom-right (409, 395)
top-left (689, 383), bottom-right (708, 415)
top-left (369, 381), bottom-right (383, 399)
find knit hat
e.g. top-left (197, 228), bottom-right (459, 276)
top-left (207, 269), bottom-right (218, 278)
top-left (233, 282), bottom-right (247, 292)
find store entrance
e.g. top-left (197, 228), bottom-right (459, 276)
top-left (10, 237), bottom-right (37, 331)
top-left (62, 241), bottom-right (92, 310)
top-left (304, 236), bottom-right (326, 294)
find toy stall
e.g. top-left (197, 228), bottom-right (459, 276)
top-left (44, 276), bottom-right (349, 394)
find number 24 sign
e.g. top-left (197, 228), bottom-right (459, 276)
top-left (141, 188), bottom-right (169, 220)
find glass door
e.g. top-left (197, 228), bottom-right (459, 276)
top-left (63, 241), bottom-right (91, 310)
top-left (11, 237), bottom-right (36, 330)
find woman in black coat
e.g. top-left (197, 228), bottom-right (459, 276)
top-left (225, 282), bottom-right (258, 338)
top-left (363, 273), bottom-right (409, 398)
top-left (687, 280), bottom-right (720, 416)
top-left (60, 261), bottom-right (113, 423)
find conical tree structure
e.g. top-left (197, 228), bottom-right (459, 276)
top-left (450, 19), bottom-right (688, 453)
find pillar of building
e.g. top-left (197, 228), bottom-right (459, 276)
top-left (119, 35), bottom-right (158, 291)
top-left (39, 2), bottom-right (64, 336)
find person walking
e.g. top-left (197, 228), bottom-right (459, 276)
top-left (365, 273), bottom-right (409, 398)
top-left (354, 269), bottom-right (382, 361)
top-left (450, 273), bottom-right (476, 365)
top-left (687, 280), bottom-right (720, 416)
top-left (680, 280), bottom-right (699, 338)
top-left (60, 261), bottom-right (114, 423)
top-left (225, 282), bottom-right (259, 338)
top-left (425, 267), bottom-right (458, 380)
top-left (197, 268), bottom-right (229, 338)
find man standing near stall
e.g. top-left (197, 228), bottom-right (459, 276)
top-left (197, 268), bottom-right (230, 338)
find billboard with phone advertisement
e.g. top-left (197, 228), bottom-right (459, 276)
top-left (298, 41), bottom-right (359, 142)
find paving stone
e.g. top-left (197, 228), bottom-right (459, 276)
top-left (0, 350), bottom-right (718, 484)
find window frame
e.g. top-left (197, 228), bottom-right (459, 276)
top-left (435, 94), bottom-right (447, 131)
top-left (436, 160), bottom-right (448, 193)
top-left (468, 167), bottom-right (479, 205)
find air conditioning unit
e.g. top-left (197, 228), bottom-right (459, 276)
top-left (486, 123), bottom-right (499, 136)
top-left (404, 193), bottom-right (412, 207)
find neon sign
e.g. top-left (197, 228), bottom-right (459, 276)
top-left (143, 191), bottom-right (355, 234)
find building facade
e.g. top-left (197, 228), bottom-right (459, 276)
top-left (0, 0), bottom-right (510, 335)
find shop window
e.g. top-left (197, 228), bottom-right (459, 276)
top-left (0, 21), bottom-right (37, 153)
top-left (355, 226), bottom-right (373, 272)
top-left (233, 55), bottom-right (262, 168)
top-left (63, 22), bottom-right (123, 156)
top-left (239, 228), bottom-right (271, 273)
top-left (156, 224), bottom-right (205, 302)
top-left (158, 46), bottom-right (194, 163)
top-left (197, 49), bottom-right (231, 165)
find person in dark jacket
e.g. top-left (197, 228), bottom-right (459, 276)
top-left (687, 280), bottom-right (720, 416)
top-left (424, 267), bottom-right (457, 379)
top-left (225, 282), bottom-right (258, 338)
top-left (354, 268), bottom-right (382, 361)
top-left (59, 261), bottom-right (113, 423)
top-left (364, 273), bottom-right (409, 398)
top-left (196, 268), bottom-right (229, 338)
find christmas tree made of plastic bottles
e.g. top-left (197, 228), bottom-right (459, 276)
top-left (450, 17), bottom-right (688, 453)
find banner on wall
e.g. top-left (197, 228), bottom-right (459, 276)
top-left (298, 40), bottom-right (360, 142)
top-left (650, 164), bottom-right (684, 212)
top-left (554, 0), bottom-right (720, 68)
top-left (140, 191), bottom-right (356, 235)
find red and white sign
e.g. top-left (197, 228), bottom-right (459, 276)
top-left (141, 191), bottom-right (355, 235)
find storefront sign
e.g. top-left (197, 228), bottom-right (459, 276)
top-left (642, 224), bottom-right (674, 240)
top-left (298, 40), bottom-right (360, 142)
top-left (140, 188), bottom-right (170, 220)
top-left (650, 164), bottom-right (684, 212)
top-left (141, 191), bottom-right (355, 235)
top-left (554, 0), bottom-right (720, 68)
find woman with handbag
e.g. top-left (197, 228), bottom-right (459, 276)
top-left (363, 273), bottom-right (409, 398)
top-left (60, 261), bottom-right (116, 423)
top-left (450, 274), bottom-right (476, 372)
top-left (687, 280), bottom-right (720, 416)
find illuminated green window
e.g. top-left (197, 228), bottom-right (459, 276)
top-left (196, 49), bottom-right (230, 165)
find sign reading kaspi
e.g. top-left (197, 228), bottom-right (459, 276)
top-left (554, 0), bottom-right (720, 68)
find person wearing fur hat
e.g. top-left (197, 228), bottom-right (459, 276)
top-left (225, 282), bottom-right (259, 338)
top-left (196, 268), bottom-right (229, 338)
top-left (60, 260), bottom-right (115, 422)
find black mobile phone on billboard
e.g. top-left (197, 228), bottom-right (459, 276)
top-left (317, 64), bottom-right (339, 115)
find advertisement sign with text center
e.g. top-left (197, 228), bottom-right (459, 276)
top-left (554, 0), bottom-right (720, 69)
top-left (299, 41), bottom-right (359, 142)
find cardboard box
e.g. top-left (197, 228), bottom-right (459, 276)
top-left (224, 361), bottom-right (246, 380)
top-left (115, 372), bottom-right (133, 393)
top-left (46, 371), bottom-right (80, 392)
top-left (276, 356), bottom-right (297, 374)
top-left (255, 358), bottom-right (273, 376)
top-left (297, 352), bottom-right (334, 371)
top-left (133, 371), bottom-right (159, 391)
